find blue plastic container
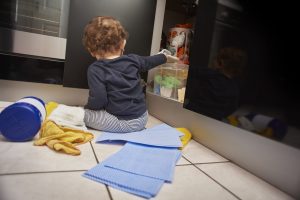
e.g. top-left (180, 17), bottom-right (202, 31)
top-left (0, 97), bottom-right (46, 142)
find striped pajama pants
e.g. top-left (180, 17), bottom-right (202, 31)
top-left (84, 109), bottom-right (148, 133)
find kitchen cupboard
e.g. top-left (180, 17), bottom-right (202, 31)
top-left (148, 0), bottom-right (244, 107)
top-left (63, 0), bottom-right (157, 88)
top-left (151, 0), bottom-right (300, 149)
top-left (146, 0), bottom-right (199, 103)
top-left (146, 1), bottom-right (300, 198)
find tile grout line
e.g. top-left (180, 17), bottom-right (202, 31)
top-left (176, 163), bottom-right (193, 166)
top-left (182, 156), bottom-right (242, 200)
top-left (89, 141), bottom-right (113, 200)
top-left (191, 138), bottom-right (232, 162)
top-left (0, 169), bottom-right (87, 176)
top-left (181, 155), bottom-right (230, 165)
top-left (195, 166), bottom-right (243, 200)
top-left (192, 161), bottom-right (231, 165)
top-left (181, 155), bottom-right (193, 164)
top-left (213, 158), bottom-right (294, 199)
top-left (89, 141), bottom-right (99, 164)
top-left (106, 186), bottom-right (113, 200)
top-left (185, 141), bottom-right (294, 198)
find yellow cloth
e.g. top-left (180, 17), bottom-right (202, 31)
top-left (34, 101), bottom-right (93, 155)
top-left (176, 127), bottom-right (192, 150)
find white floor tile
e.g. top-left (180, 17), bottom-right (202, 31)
top-left (145, 115), bottom-right (163, 128)
top-left (0, 171), bottom-right (110, 200)
top-left (197, 163), bottom-right (295, 200)
top-left (182, 140), bottom-right (228, 163)
top-left (110, 165), bottom-right (238, 200)
top-left (0, 135), bottom-right (97, 174)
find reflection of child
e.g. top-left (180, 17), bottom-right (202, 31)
top-left (82, 16), bottom-right (176, 132)
top-left (210, 47), bottom-right (247, 79)
top-left (189, 47), bottom-right (247, 120)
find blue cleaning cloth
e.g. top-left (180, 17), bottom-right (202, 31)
top-left (96, 123), bottom-right (183, 148)
top-left (104, 142), bottom-right (181, 182)
top-left (142, 124), bottom-right (184, 137)
top-left (83, 162), bottom-right (164, 199)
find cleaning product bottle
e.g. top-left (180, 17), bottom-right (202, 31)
top-left (0, 96), bottom-right (46, 142)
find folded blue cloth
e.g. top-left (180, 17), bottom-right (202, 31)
top-left (104, 142), bottom-right (181, 182)
top-left (85, 124), bottom-right (183, 198)
top-left (142, 124), bottom-right (184, 137)
top-left (96, 123), bottom-right (183, 148)
top-left (83, 162), bottom-right (164, 199)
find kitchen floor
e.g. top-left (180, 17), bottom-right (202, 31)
top-left (0, 102), bottom-right (295, 200)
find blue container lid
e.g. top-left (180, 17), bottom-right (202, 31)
top-left (0, 102), bottom-right (42, 142)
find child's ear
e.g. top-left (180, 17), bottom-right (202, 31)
top-left (122, 39), bottom-right (126, 48)
top-left (88, 49), bottom-right (95, 57)
top-left (90, 52), bottom-right (95, 57)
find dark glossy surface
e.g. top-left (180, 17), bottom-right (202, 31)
top-left (184, 0), bottom-right (300, 149)
top-left (63, 0), bottom-right (157, 88)
top-left (0, 53), bottom-right (64, 84)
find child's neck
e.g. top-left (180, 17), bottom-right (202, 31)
top-left (96, 50), bottom-right (123, 60)
top-left (105, 55), bottom-right (120, 59)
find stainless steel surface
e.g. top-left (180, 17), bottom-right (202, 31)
top-left (0, 28), bottom-right (66, 59)
top-left (0, 0), bottom-right (69, 59)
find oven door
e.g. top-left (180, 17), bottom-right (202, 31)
top-left (0, 0), bottom-right (70, 60)
top-left (184, 1), bottom-right (245, 119)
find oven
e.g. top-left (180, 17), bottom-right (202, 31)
top-left (0, 0), bottom-right (70, 59)
top-left (184, 0), bottom-right (245, 119)
top-left (0, 0), bottom-right (70, 84)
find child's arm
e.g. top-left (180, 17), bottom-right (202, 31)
top-left (133, 50), bottom-right (179, 72)
top-left (134, 54), bottom-right (167, 72)
top-left (158, 49), bottom-right (179, 63)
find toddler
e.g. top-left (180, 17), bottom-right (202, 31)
top-left (82, 16), bottom-right (177, 132)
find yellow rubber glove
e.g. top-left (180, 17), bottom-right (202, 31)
top-left (34, 120), bottom-right (93, 156)
top-left (176, 127), bottom-right (192, 150)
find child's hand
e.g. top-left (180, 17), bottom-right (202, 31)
top-left (158, 49), bottom-right (179, 63)
top-left (166, 54), bottom-right (179, 63)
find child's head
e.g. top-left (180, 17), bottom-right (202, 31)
top-left (82, 16), bottom-right (128, 59)
top-left (211, 47), bottom-right (247, 78)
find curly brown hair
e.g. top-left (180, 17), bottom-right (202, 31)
top-left (82, 16), bottom-right (128, 58)
top-left (211, 47), bottom-right (247, 78)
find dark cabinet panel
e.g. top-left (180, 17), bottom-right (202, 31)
top-left (63, 0), bottom-right (157, 88)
